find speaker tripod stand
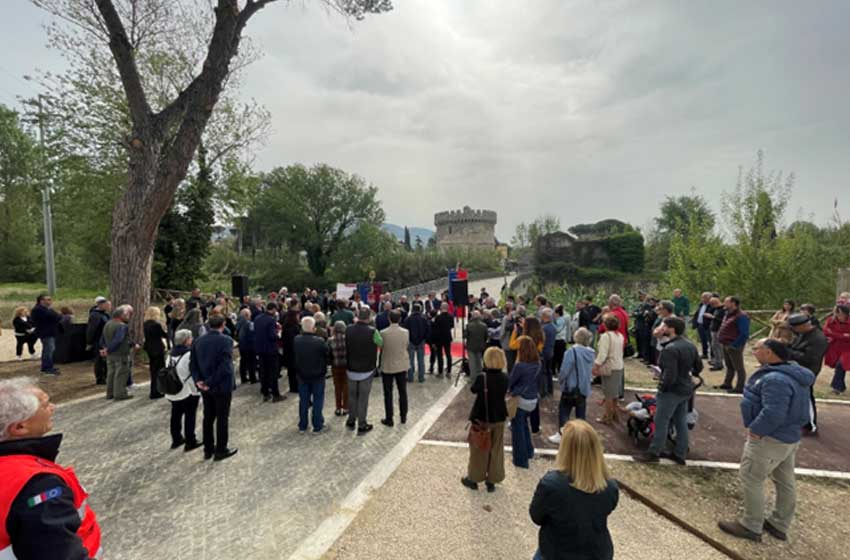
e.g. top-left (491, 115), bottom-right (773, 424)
top-left (452, 312), bottom-right (469, 387)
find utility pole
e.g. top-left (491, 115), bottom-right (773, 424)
top-left (36, 95), bottom-right (57, 295)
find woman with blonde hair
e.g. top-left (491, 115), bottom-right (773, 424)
top-left (143, 306), bottom-right (168, 399)
top-left (530, 420), bottom-right (619, 560)
top-left (462, 347), bottom-right (509, 493)
top-left (593, 314), bottom-right (624, 425)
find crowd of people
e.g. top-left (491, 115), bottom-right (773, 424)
top-left (1, 284), bottom-right (849, 558)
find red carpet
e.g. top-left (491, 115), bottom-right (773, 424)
top-left (423, 342), bottom-right (465, 357)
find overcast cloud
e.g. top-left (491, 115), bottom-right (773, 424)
top-left (2, 1), bottom-right (849, 241)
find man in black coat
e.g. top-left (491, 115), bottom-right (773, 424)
top-left (190, 315), bottom-right (237, 461)
top-left (691, 292), bottom-right (713, 360)
top-left (432, 303), bottom-right (455, 377)
top-left (632, 292), bottom-right (654, 363)
top-left (294, 317), bottom-right (331, 434)
top-left (30, 294), bottom-right (62, 375)
top-left (254, 303), bottom-right (284, 403)
top-left (786, 313), bottom-right (829, 435)
top-left (85, 298), bottom-right (111, 385)
top-left (402, 303), bottom-right (431, 383)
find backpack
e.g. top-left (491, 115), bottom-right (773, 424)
top-left (156, 354), bottom-right (188, 396)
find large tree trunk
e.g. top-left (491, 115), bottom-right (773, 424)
top-left (110, 135), bottom-right (163, 337)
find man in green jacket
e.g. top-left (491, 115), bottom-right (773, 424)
top-left (100, 305), bottom-right (138, 401)
top-left (672, 289), bottom-right (690, 318)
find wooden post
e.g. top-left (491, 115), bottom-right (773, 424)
top-left (838, 268), bottom-right (850, 298)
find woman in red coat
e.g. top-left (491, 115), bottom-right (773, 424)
top-left (825, 304), bottom-right (850, 395)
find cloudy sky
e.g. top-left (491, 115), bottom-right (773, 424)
top-left (2, 1), bottom-right (849, 241)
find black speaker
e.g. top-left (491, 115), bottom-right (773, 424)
top-left (451, 279), bottom-right (469, 307)
top-left (231, 275), bottom-right (249, 299)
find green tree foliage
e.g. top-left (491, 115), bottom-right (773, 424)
top-left (512, 214), bottom-right (561, 249)
top-left (603, 231), bottom-right (645, 273)
top-left (403, 226), bottom-right (412, 251)
top-left (568, 219), bottom-right (634, 238)
top-left (23, 0), bottom-right (270, 290)
top-left (153, 144), bottom-right (216, 290)
top-left (250, 164), bottom-right (385, 277)
top-left (50, 156), bottom-right (121, 286)
top-left (645, 193), bottom-right (715, 271)
top-left (0, 106), bottom-right (42, 282)
top-left (665, 151), bottom-right (847, 308)
top-left (511, 222), bottom-right (529, 248)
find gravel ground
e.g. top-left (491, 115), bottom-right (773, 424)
top-left (608, 461), bottom-right (850, 560)
top-left (325, 444), bottom-right (727, 560)
top-left (0, 355), bottom-right (150, 403)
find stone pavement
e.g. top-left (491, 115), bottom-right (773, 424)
top-left (55, 374), bottom-right (460, 560)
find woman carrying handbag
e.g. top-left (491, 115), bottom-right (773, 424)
top-left (593, 315), bottom-right (624, 425)
top-left (462, 347), bottom-right (509, 493)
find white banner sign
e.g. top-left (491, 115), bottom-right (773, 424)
top-left (336, 283), bottom-right (357, 300)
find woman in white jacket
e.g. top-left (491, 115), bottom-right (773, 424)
top-left (593, 315), bottom-right (624, 425)
top-left (166, 329), bottom-right (202, 451)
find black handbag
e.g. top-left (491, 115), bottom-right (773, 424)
top-left (560, 348), bottom-right (584, 405)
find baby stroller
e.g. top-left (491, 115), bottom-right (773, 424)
top-left (626, 375), bottom-right (703, 446)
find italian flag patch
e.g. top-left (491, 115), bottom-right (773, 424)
top-left (27, 486), bottom-right (62, 507)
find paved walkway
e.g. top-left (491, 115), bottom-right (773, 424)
top-left (56, 375), bottom-right (458, 560)
top-left (427, 384), bottom-right (850, 472)
top-left (325, 444), bottom-right (727, 560)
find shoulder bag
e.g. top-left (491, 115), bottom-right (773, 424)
top-left (561, 348), bottom-right (584, 405)
top-left (467, 372), bottom-right (492, 452)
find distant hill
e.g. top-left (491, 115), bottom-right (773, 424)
top-left (382, 224), bottom-right (435, 244)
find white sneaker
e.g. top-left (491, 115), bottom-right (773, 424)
top-left (16, 356), bottom-right (23, 361)
top-left (548, 433), bottom-right (562, 444)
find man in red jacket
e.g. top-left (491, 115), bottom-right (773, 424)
top-left (0, 377), bottom-right (102, 559)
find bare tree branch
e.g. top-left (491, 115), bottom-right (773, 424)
top-left (95, 0), bottom-right (151, 126)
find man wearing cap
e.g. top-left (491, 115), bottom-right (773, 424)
top-left (345, 308), bottom-right (383, 435)
top-left (719, 338), bottom-right (814, 542)
top-left (85, 298), bottom-right (111, 385)
top-left (786, 313), bottom-right (829, 435)
top-left (0, 377), bottom-right (102, 559)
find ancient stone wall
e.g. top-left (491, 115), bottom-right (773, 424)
top-left (434, 206), bottom-right (497, 250)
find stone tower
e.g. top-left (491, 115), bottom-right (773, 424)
top-left (434, 206), bottom-right (497, 251)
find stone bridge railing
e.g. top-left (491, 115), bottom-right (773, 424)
top-left (391, 271), bottom-right (510, 300)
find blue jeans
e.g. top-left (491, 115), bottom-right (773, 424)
top-left (648, 391), bottom-right (691, 459)
top-left (533, 551), bottom-right (542, 560)
top-left (512, 408), bottom-right (534, 468)
top-left (298, 379), bottom-right (325, 432)
top-left (558, 393), bottom-right (587, 430)
top-left (40, 336), bottom-right (55, 372)
top-left (407, 343), bottom-right (426, 382)
top-left (831, 362), bottom-right (846, 393)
